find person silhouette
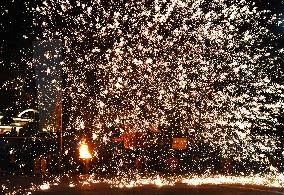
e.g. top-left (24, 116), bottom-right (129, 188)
top-left (1, 111), bottom-right (14, 125)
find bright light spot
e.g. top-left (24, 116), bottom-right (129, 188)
top-left (39, 183), bottom-right (50, 191)
top-left (79, 141), bottom-right (92, 159)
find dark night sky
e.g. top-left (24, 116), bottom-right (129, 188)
top-left (0, 0), bottom-right (284, 111)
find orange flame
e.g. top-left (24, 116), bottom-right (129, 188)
top-left (79, 141), bottom-right (92, 159)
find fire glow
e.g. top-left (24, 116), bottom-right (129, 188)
top-left (79, 141), bottom-right (92, 159)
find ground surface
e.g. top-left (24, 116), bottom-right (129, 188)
top-left (32, 184), bottom-right (284, 195)
top-left (1, 174), bottom-right (284, 195)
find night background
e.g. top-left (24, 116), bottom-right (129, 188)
top-left (1, 0), bottom-right (284, 194)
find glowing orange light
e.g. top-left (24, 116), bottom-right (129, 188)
top-left (79, 141), bottom-right (92, 159)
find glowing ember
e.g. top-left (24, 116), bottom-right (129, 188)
top-left (39, 183), bottom-right (50, 191)
top-left (79, 141), bottom-right (92, 159)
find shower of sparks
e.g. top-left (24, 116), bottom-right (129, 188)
top-left (30, 0), bottom-right (284, 166)
top-left (0, 0), bottom-right (284, 193)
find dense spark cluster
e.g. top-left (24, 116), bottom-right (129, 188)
top-left (30, 0), bottom-right (284, 164)
top-left (0, 0), bottom-right (284, 193)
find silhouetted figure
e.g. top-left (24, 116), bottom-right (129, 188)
top-left (9, 127), bottom-right (17, 137)
top-left (1, 111), bottom-right (14, 125)
top-left (19, 122), bottom-right (39, 137)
